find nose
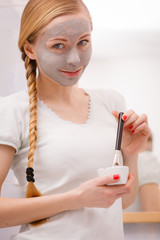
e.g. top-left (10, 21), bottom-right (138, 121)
top-left (66, 48), bottom-right (80, 66)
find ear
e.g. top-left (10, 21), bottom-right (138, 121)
top-left (23, 40), bottom-right (36, 60)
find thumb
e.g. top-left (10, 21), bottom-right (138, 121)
top-left (96, 174), bottom-right (120, 186)
top-left (112, 110), bottom-right (119, 121)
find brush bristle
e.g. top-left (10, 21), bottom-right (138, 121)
top-left (26, 182), bottom-right (48, 226)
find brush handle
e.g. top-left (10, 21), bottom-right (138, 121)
top-left (115, 112), bottom-right (124, 150)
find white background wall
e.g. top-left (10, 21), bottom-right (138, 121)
top-left (0, 0), bottom-right (160, 239)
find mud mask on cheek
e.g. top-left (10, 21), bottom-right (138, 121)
top-left (36, 18), bottom-right (92, 86)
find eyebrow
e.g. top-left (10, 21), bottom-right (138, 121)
top-left (47, 37), bottom-right (67, 42)
top-left (79, 33), bottom-right (91, 39)
top-left (47, 33), bottom-right (91, 43)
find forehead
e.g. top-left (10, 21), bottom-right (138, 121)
top-left (40, 17), bottom-right (91, 39)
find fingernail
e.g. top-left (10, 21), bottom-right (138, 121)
top-left (132, 130), bottom-right (135, 134)
top-left (123, 115), bottom-right (127, 120)
top-left (129, 172), bottom-right (134, 177)
top-left (113, 174), bottom-right (120, 180)
top-left (129, 125), bottom-right (133, 130)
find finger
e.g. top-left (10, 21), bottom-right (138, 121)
top-left (131, 122), bottom-right (151, 137)
top-left (121, 109), bottom-right (135, 122)
top-left (95, 174), bottom-right (121, 186)
top-left (128, 113), bottom-right (148, 132)
top-left (123, 112), bottom-right (139, 127)
top-left (112, 110), bottom-right (119, 121)
top-left (107, 172), bottom-right (134, 196)
top-left (126, 172), bottom-right (134, 186)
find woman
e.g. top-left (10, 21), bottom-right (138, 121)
top-left (0, 0), bottom-right (150, 239)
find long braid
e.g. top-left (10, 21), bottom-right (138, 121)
top-left (18, 0), bottom-right (93, 227)
top-left (22, 50), bottom-right (47, 225)
top-left (25, 55), bottom-right (37, 169)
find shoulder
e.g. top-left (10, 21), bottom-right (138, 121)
top-left (0, 90), bottom-right (29, 114)
top-left (138, 151), bottom-right (160, 186)
top-left (0, 90), bottom-right (29, 152)
top-left (85, 88), bottom-right (126, 112)
top-left (138, 151), bottom-right (159, 172)
top-left (138, 151), bottom-right (159, 168)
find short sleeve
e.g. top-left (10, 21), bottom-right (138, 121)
top-left (0, 94), bottom-right (24, 152)
top-left (93, 88), bottom-right (126, 113)
top-left (106, 89), bottom-right (126, 113)
top-left (138, 151), bottom-right (160, 186)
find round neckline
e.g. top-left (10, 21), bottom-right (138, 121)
top-left (37, 88), bottom-right (92, 127)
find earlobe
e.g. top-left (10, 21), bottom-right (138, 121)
top-left (23, 40), bottom-right (36, 60)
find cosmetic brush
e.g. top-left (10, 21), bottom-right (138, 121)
top-left (112, 112), bottom-right (124, 167)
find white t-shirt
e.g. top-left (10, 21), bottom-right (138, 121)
top-left (0, 88), bottom-right (126, 240)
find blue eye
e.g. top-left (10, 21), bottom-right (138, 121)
top-left (52, 43), bottom-right (64, 49)
top-left (77, 40), bottom-right (88, 46)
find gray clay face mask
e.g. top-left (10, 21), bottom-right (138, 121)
top-left (35, 18), bottom-right (92, 86)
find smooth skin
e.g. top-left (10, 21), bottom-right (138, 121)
top-left (138, 138), bottom-right (160, 211)
top-left (0, 11), bottom-right (150, 228)
top-left (112, 110), bottom-right (150, 208)
top-left (140, 184), bottom-right (160, 211)
top-left (0, 145), bottom-right (134, 227)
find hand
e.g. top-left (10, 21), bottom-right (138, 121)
top-left (76, 173), bottom-right (134, 208)
top-left (112, 110), bottom-right (151, 158)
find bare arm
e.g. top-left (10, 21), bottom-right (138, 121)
top-left (139, 183), bottom-right (160, 211)
top-left (0, 145), bottom-right (133, 228)
top-left (112, 110), bottom-right (150, 209)
top-left (0, 145), bottom-right (80, 227)
top-left (122, 154), bottom-right (139, 209)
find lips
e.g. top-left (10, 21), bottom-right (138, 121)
top-left (60, 67), bottom-right (83, 77)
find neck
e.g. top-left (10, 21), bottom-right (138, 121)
top-left (36, 75), bottom-right (81, 104)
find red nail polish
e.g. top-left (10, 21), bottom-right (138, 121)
top-left (113, 174), bottom-right (120, 180)
top-left (132, 130), bottom-right (135, 134)
top-left (129, 125), bottom-right (133, 130)
top-left (123, 115), bottom-right (127, 120)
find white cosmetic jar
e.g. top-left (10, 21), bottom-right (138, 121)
top-left (97, 166), bottom-right (129, 185)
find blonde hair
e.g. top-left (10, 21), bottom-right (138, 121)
top-left (18, 0), bottom-right (92, 225)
